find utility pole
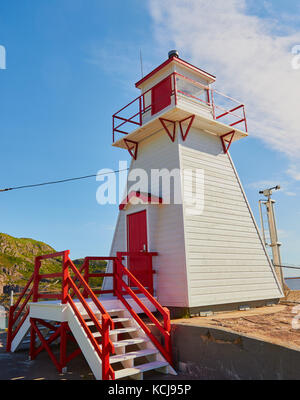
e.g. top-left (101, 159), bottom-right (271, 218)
top-left (259, 185), bottom-right (285, 290)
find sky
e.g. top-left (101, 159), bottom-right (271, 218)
top-left (0, 0), bottom-right (299, 277)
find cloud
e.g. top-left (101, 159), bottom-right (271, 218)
top-left (149, 0), bottom-right (300, 176)
top-left (287, 165), bottom-right (300, 181)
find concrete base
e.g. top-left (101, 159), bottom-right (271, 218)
top-left (171, 323), bottom-right (300, 380)
top-left (168, 298), bottom-right (280, 319)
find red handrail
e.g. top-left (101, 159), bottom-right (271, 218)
top-left (6, 274), bottom-right (34, 351)
top-left (7, 250), bottom-right (173, 378)
top-left (117, 251), bottom-right (156, 295)
top-left (115, 254), bottom-right (172, 365)
top-left (66, 258), bottom-right (116, 380)
top-left (7, 251), bottom-right (116, 380)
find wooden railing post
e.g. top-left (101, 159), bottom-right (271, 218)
top-left (62, 251), bottom-right (70, 304)
top-left (116, 253), bottom-right (123, 295)
top-left (139, 96), bottom-right (142, 126)
top-left (113, 260), bottom-right (117, 297)
top-left (82, 258), bottom-right (89, 298)
top-left (101, 314), bottom-right (110, 380)
top-left (60, 322), bottom-right (68, 371)
top-left (29, 320), bottom-right (36, 360)
top-left (211, 89), bottom-right (216, 120)
top-left (33, 258), bottom-right (41, 302)
top-left (148, 254), bottom-right (154, 295)
top-left (163, 307), bottom-right (172, 363)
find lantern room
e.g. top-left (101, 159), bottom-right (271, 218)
top-left (112, 50), bottom-right (248, 158)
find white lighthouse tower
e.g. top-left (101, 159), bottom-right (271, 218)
top-left (105, 51), bottom-right (283, 317)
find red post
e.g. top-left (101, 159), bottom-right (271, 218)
top-left (33, 258), bottom-right (41, 302)
top-left (60, 322), bottom-right (68, 371)
top-left (163, 307), bottom-right (172, 364)
top-left (211, 89), bottom-right (216, 120)
top-left (148, 255), bottom-right (154, 296)
top-left (62, 251), bottom-right (70, 304)
top-left (116, 253), bottom-right (123, 295)
top-left (29, 321), bottom-right (36, 360)
top-left (101, 314), bottom-right (110, 380)
top-left (113, 260), bottom-right (117, 297)
top-left (139, 96), bottom-right (142, 126)
top-left (243, 105), bottom-right (248, 133)
top-left (85, 259), bottom-right (90, 298)
top-left (112, 115), bottom-right (115, 143)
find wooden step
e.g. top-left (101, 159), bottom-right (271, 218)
top-left (109, 349), bottom-right (158, 364)
top-left (114, 361), bottom-right (169, 380)
top-left (107, 308), bottom-right (125, 314)
top-left (102, 337), bottom-right (149, 349)
top-left (111, 317), bottom-right (130, 323)
top-left (85, 317), bottom-right (129, 327)
top-left (81, 309), bottom-right (125, 319)
top-left (93, 327), bottom-right (138, 338)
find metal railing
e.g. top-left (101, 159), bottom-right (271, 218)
top-left (113, 71), bottom-right (248, 142)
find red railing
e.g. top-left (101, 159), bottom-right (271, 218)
top-left (114, 252), bottom-right (156, 296)
top-left (114, 252), bottom-right (172, 365)
top-left (7, 251), bottom-right (116, 380)
top-left (6, 250), bottom-right (68, 351)
top-left (112, 71), bottom-right (247, 143)
top-left (65, 258), bottom-right (115, 380)
top-left (7, 250), bottom-right (173, 377)
top-left (6, 273), bottom-right (34, 352)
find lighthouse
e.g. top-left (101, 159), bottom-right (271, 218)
top-left (105, 51), bottom-right (283, 317)
top-left (6, 51), bottom-right (285, 381)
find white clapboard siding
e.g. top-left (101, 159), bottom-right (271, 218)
top-left (106, 122), bottom-right (282, 309)
top-left (179, 128), bottom-right (283, 307)
top-left (105, 129), bottom-right (189, 307)
top-left (101, 211), bottom-right (126, 292)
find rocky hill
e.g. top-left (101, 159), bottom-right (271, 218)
top-left (0, 233), bottom-right (62, 294)
top-left (0, 233), bottom-right (107, 299)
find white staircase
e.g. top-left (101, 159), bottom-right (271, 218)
top-left (68, 305), bottom-right (176, 380)
top-left (7, 252), bottom-right (176, 380)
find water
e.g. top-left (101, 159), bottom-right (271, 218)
top-left (285, 278), bottom-right (300, 291)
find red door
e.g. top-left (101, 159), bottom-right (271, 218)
top-left (127, 210), bottom-right (150, 289)
top-left (151, 76), bottom-right (172, 115)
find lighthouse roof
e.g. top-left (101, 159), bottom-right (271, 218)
top-left (135, 55), bottom-right (216, 89)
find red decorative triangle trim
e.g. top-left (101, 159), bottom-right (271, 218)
top-left (220, 130), bottom-right (235, 154)
top-left (159, 118), bottom-right (176, 142)
top-left (124, 139), bottom-right (138, 160)
top-left (179, 114), bottom-right (195, 141)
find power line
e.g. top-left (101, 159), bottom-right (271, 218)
top-left (0, 168), bottom-right (129, 192)
top-left (275, 265), bottom-right (300, 271)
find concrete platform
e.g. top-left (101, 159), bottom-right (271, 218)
top-left (171, 303), bottom-right (300, 380)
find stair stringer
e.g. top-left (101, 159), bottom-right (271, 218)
top-left (120, 308), bottom-right (177, 376)
top-left (66, 305), bottom-right (103, 380)
top-left (11, 314), bottom-right (31, 352)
